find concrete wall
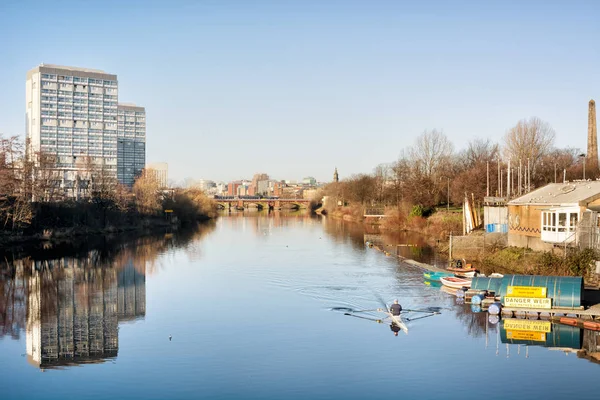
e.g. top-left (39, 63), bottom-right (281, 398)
top-left (507, 232), bottom-right (554, 251)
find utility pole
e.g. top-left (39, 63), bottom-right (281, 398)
top-left (447, 177), bottom-right (450, 211)
top-left (507, 159), bottom-right (511, 199)
top-left (519, 159), bottom-right (522, 196)
top-left (497, 159), bottom-right (500, 197)
top-left (527, 158), bottom-right (531, 192)
top-left (486, 161), bottom-right (489, 197)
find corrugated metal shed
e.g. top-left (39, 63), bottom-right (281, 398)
top-left (508, 181), bottom-right (600, 207)
top-left (472, 275), bottom-right (584, 308)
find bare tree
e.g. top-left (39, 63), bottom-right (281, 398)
top-left (346, 174), bottom-right (377, 205)
top-left (462, 138), bottom-right (499, 168)
top-left (503, 117), bottom-right (556, 178)
top-left (408, 129), bottom-right (454, 180)
top-left (373, 163), bottom-right (391, 205)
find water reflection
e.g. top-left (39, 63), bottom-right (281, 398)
top-left (0, 224), bottom-right (215, 370)
top-left (440, 286), bottom-right (600, 365)
top-left (26, 264), bottom-right (124, 369)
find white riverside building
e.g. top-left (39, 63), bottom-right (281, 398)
top-left (26, 64), bottom-right (145, 196)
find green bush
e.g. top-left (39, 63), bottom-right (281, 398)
top-left (566, 248), bottom-right (597, 276)
top-left (409, 204), bottom-right (434, 218)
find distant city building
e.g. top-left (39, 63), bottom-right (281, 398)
top-left (273, 181), bottom-right (284, 197)
top-left (187, 179), bottom-right (216, 192)
top-left (145, 162), bottom-right (168, 188)
top-left (227, 181), bottom-right (241, 196)
top-left (215, 181), bottom-right (227, 195)
top-left (26, 64), bottom-right (120, 197)
top-left (333, 167), bottom-right (339, 183)
top-left (303, 176), bottom-right (317, 186)
top-left (249, 173), bottom-right (269, 196)
top-left (237, 183), bottom-right (250, 196)
top-left (117, 103), bottom-right (146, 187)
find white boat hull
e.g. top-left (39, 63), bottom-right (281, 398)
top-left (388, 313), bottom-right (408, 334)
top-left (440, 276), bottom-right (472, 289)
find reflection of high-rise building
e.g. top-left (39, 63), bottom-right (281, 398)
top-left (25, 258), bottom-right (146, 369)
top-left (26, 268), bottom-right (119, 369)
top-left (117, 261), bottom-right (146, 322)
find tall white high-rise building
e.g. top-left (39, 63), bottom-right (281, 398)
top-left (26, 64), bottom-right (119, 197)
top-left (117, 103), bottom-right (146, 187)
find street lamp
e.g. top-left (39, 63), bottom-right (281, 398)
top-left (447, 177), bottom-right (450, 211)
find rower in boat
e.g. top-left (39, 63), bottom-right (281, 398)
top-left (390, 299), bottom-right (402, 316)
top-left (389, 300), bottom-right (405, 336)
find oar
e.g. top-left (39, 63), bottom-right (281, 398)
top-left (344, 313), bottom-right (383, 323)
top-left (372, 292), bottom-right (390, 313)
top-left (406, 313), bottom-right (439, 322)
top-left (403, 308), bottom-right (442, 314)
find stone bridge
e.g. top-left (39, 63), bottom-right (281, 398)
top-left (214, 196), bottom-right (311, 211)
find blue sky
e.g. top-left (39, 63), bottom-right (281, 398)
top-left (1, 0), bottom-right (599, 183)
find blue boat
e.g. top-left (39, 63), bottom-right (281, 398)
top-left (423, 271), bottom-right (454, 281)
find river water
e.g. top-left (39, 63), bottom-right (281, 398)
top-left (0, 213), bottom-right (598, 400)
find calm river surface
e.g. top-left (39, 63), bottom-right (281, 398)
top-left (0, 213), bottom-right (598, 400)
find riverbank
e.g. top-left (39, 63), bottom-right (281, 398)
top-left (0, 217), bottom-right (172, 246)
top-left (0, 189), bottom-right (218, 246)
top-left (326, 205), bottom-right (600, 283)
top-left (326, 205), bottom-right (462, 237)
top-left (0, 219), bottom-right (217, 263)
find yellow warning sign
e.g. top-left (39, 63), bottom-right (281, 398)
top-left (503, 319), bottom-right (551, 333)
top-left (506, 330), bottom-right (546, 341)
top-left (504, 297), bottom-right (552, 309)
top-left (506, 286), bottom-right (547, 298)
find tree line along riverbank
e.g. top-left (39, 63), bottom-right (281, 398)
top-left (321, 202), bottom-right (599, 285)
top-left (0, 172), bottom-right (218, 246)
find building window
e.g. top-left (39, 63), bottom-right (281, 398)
top-left (542, 210), bottom-right (578, 233)
top-left (570, 213), bottom-right (578, 229)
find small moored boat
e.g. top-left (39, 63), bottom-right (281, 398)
top-left (423, 271), bottom-right (454, 281)
top-left (440, 276), bottom-right (472, 289)
top-left (454, 271), bottom-right (477, 278)
top-left (447, 267), bottom-right (477, 273)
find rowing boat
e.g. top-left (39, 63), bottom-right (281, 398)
top-left (387, 311), bottom-right (408, 334)
top-left (439, 276), bottom-right (472, 289)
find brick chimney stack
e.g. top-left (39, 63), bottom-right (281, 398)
top-left (588, 99), bottom-right (598, 170)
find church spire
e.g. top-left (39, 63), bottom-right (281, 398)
top-left (333, 167), bottom-right (339, 183)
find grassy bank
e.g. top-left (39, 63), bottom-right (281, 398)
top-left (326, 204), bottom-right (598, 280)
top-left (480, 247), bottom-right (598, 277)
top-left (326, 204), bottom-right (462, 239)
